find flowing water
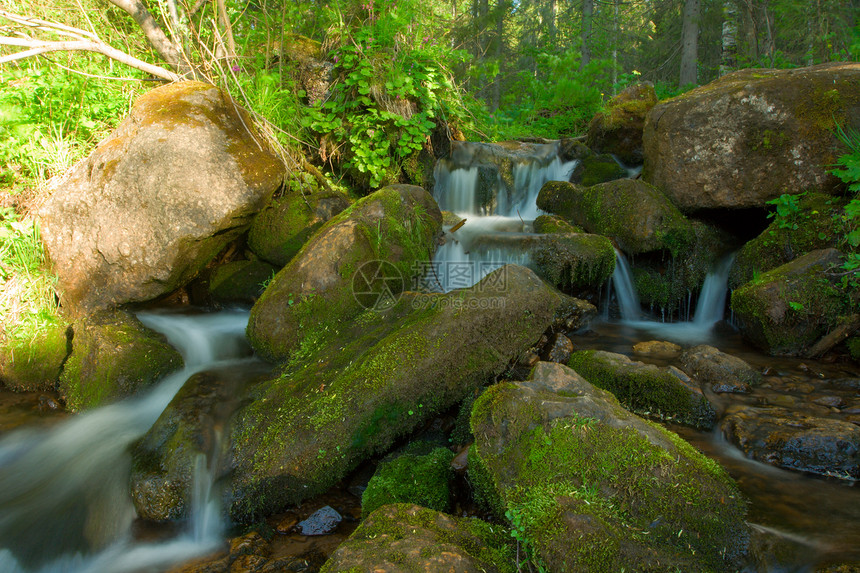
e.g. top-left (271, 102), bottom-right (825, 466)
top-left (0, 310), bottom-right (255, 573)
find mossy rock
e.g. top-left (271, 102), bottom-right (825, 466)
top-left (132, 265), bottom-right (564, 522)
top-left (847, 337), bottom-right (860, 361)
top-left (37, 81), bottom-right (285, 312)
top-left (469, 361), bottom-right (749, 572)
top-left (208, 259), bottom-right (278, 304)
top-left (730, 193), bottom-right (845, 289)
top-left (569, 153), bottom-right (627, 187)
top-left (532, 214), bottom-right (583, 234)
top-left (586, 82), bottom-right (657, 165)
top-left (247, 184), bottom-right (442, 363)
top-left (558, 138), bottom-right (593, 162)
top-left (530, 233), bottom-right (615, 293)
top-left (58, 310), bottom-right (183, 411)
top-left (361, 446), bottom-right (454, 518)
top-left (537, 179), bottom-right (694, 256)
top-left (568, 349), bottom-right (716, 429)
top-left (247, 176), bottom-right (351, 267)
top-left (643, 63), bottom-right (860, 211)
top-left (321, 503), bottom-right (516, 573)
top-left (0, 321), bottom-right (69, 392)
top-left (731, 248), bottom-right (848, 355)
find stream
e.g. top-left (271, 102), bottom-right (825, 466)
top-left (0, 140), bottom-right (856, 571)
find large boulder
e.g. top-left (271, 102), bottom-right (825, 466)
top-left (246, 184), bottom-right (442, 362)
top-left (722, 407), bottom-right (860, 480)
top-left (643, 63), bottom-right (860, 211)
top-left (679, 345), bottom-right (761, 394)
top-left (321, 504), bottom-right (516, 573)
top-left (59, 310), bottom-right (183, 411)
top-left (537, 179), bottom-right (694, 256)
top-left (731, 248), bottom-right (848, 355)
top-left (568, 349), bottom-right (716, 429)
top-left (469, 362), bottom-right (749, 572)
top-left (38, 81), bottom-right (284, 312)
top-left (247, 173), bottom-right (351, 267)
top-left (586, 82), bottom-right (658, 165)
top-left (132, 265), bottom-right (565, 522)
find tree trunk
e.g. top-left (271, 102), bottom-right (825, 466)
top-left (679, 0), bottom-right (700, 86)
top-left (720, 0), bottom-right (738, 76)
top-left (581, 0), bottom-right (593, 70)
top-left (548, 0), bottom-right (558, 44)
top-left (107, 0), bottom-right (183, 72)
top-left (761, 0), bottom-right (775, 66)
top-left (491, 0), bottom-right (506, 111)
top-left (611, 0), bottom-right (619, 93)
top-left (740, 0), bottom-right (759, 64)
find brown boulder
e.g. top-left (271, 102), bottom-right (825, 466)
top-left (586, 82), bottom-right (657, 165)
top-left (643, 63), bottom-right (860, 211)
top-left (38, 81), bottom-right (284, 312)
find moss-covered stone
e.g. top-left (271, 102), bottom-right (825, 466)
top-left (361, 446), bottom-right (454, 518)
top-left (532, 214), bottom-right (583, 234)
top-left (469, 362), bottom-right (749, 572)
top-left (570, 153), bottom-right (628, 187)
top-left (208, 259), bottom-right (277, 304)
top-left (731, 248), bottom-right (848, 355)
top-left (58, 310), bottom-right (183, 411)
top-left (0, 321), bottom-right (69, 392)
top-left (537, 179), bottom-right (694, 256)
top-left (530, 233), bottom-right (616, 293)
top-left (730, 193), bottom-right (845, 289)
top-left (246, 184), bottom-right (442, 363)
top-left (132, 265), bottom-right (564, 522)
top-left (247, 175), bottom-right (351, 267)
top-left (37, 81), bottom-right (285, 312)
top-left (321, 504), bottom-right (517, 573)
top-left (586, 82), bottom-right (657, 165)
top-left (643, 63), bottom-right (860, 211)
top-left (568, 349), bottom-right (716, 429)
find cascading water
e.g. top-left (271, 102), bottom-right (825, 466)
top-left (428, 141), bottom-right (578, 291)
top-left (0, 309), bottom-right (254, 573)
top-left (610, 250), bottom-right (736, 343)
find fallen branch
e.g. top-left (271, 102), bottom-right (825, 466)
top-left (0, 37), bottom-right (181, 81)
top-left (805, 313), bottom-right (860, 359)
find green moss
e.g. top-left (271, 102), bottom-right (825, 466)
top-left (532, 214), bottom-right (583, 234)
top-left (321, 504), bottom-right (516, 573)
top-left (573, 154), bottom-right (627, 187)
top-left (470, 380), bottom-right (747, 572)
top-left (847, 337), bottom-right (860, 361)
top-left (568, 350), bottom-right (716, 429)
top-left (731, 193), bottom-right (845, 289)
top-left (531, 233), bottom-right (616, 292)
top-left (0, 321), bottom-right (69, 392)
top-left (361, 447), bottom-right (454, 517)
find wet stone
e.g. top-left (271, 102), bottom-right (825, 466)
top-left (544, 333), bottom-right (574, 363)
top-left (297, 505), bottom-right (342, 536)
top-left (632, 340), bottom-right (681, 359)
top-left (814, 396), bottom-right (846, 409)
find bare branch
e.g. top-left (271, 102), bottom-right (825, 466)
top-left (0, 9), bottom-right (99, 41)
top-left (0, 37), bottom-right (180, 81)
top-left (105, 0), bottom-right (183, 70)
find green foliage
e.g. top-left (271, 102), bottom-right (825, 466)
top-left (830, 122), bottom-right (860, 298)
top-left (765, 192), bottom-right (806, 230)
top-left (299, 0), bottom-right (469, 188)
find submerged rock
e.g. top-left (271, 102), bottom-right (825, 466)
top-left (679, 345), bottom-right (761, 394)
top-left (632, 340), bottom-right (681, 359)
top-left (246, 184), bottom-right (441, 362)
top-left (132, 265), bottom-right (564, 522)
top-left (38, 81), bottom-right (284, 312)
top-left (298, 505), bottom-right (342, 536)
top-left (586, 82), bottom-right (657, 165)
top-left (537, 179), bottom-right (693, 256)
top-left (568, 349), bottom-right (716, 429)
top-left (731, 249), bottom-right (847, 356)
top-left (722, 406), bottom-right (860, 480)
top-left (321, 504), bottom-right (516, 573)
top-left (643, 63), bottom-right (860, 212)
top-left (469, 362), bottom-right (749, 572)
top-left (59, 310), bottom-right (183, 411)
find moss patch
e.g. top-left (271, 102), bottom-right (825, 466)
top-left (0, 321), bottom-right (69, 392)
top-left (570, 154), bottom-right (627, 187)
top-left (361, 446), bottom-right (454, 518)
top-left (568, 350), bottom-right (716, 429)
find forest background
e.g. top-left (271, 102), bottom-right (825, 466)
top-left (0, 0), bottom-right (859, 343)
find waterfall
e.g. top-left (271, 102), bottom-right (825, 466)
top-left (0, 310), bottom-right (253, 573)
top-left (611, 253), bottom-right (737, 344)
top-left (428, 141), bottom-right (578, 292)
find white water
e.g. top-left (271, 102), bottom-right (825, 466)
top-left (429, 142), bottom-right (578, 292)
top-left (0, 309), bottom-right (252, 573)
top-left (611, 251), bottom-right (736, 344)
